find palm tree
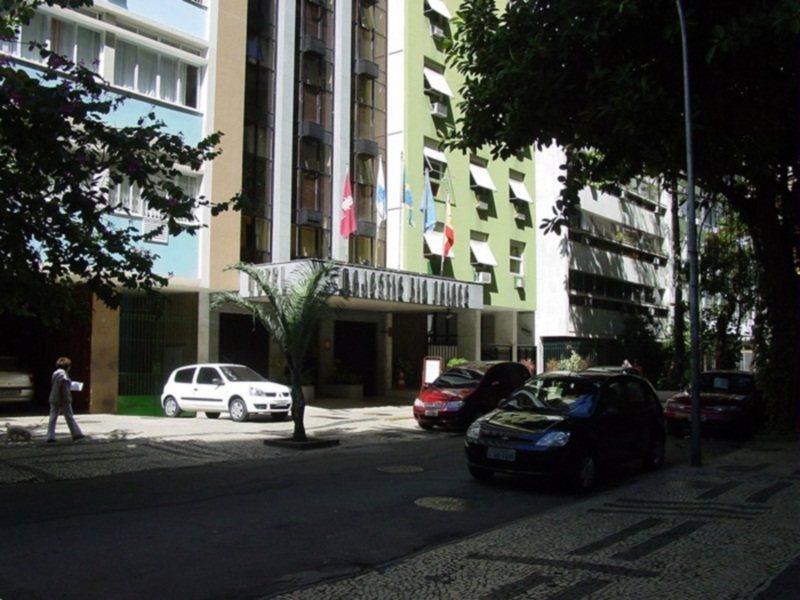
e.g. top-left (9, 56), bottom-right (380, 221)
top-left (212, 261), bottom-right (339, 441)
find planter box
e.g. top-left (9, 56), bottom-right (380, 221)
top-left (301, 385), bottom-right (315, 403)
top-left (319, 384), bottom-right (363, 401)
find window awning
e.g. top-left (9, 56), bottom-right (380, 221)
top-left (469, 164), bottom-right (497, 191)
top-left (423, 146), bottom-right (448, 165)
top-left (425, 0), bottom-right (452, 20)
top-left (469, 240), bottom-right (498, 266)
top-left (423, 67), bottom-right (453, 98)
top-left (509, 178), bottom-right (532, 203)
top-left (424, 231), bottom-right (455, 257)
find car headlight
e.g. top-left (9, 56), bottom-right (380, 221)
top-left (445, 400), bottom-right (464, 410)
top-left (535, 431), bottom-right (571, 447)
top-left (249, 387), bottom-right (266, 397)
top-left (466, 420), bottom-right (482, 442)
top-left (414, 398), bottom-right (424, 408)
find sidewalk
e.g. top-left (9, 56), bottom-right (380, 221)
top-left (272, 437), bottom-right (799, 600)
top-left (0, 402), bottom-right (422, 485)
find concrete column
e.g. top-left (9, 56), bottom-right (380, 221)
top-left (197, 291), bottom-right (210, 362)
top-left (379, 313), bottom-right (393, 395)
top-left (317, 318), bottom-right (335, 387)
top-left (89, 296), bottom-right (119, 414)
top-left (331, 0), bottom-right (353, 262)
top-left (494, 311), bottom-right (518, 361)
top-left (456, 309), bottom-right (481, 361)
top-left (271, 1), bottom-right (298, 263)
top-left (386, 0), bottom-right (406, 270)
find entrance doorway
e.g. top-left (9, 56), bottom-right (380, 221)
top-left (334, 321), bottom-right (377, 396)
top-left (219, 314), bottom-right (270, 377)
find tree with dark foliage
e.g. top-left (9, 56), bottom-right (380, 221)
top-left (447, 0), bottom-right (798, 430)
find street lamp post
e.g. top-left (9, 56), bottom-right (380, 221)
top-left (676, 0), bottom-right (702, 467)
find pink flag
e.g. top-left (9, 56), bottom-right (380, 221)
top-left (339, 172), bottom-right (357, 238)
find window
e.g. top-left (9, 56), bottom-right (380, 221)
top-left (114, 40), bottom-right (200, 108)
top-left (349, 235), bottom-right (374, 266)
top-left (196, 367), bottom-right (222, 385)
top-left (510, 241), bottom-right (524, 276)
top-left (174, 368), bottom-right (195, 384)
top-left (423, 144), bottom-right (447, 198)
top-left (9, 13), bottom-right (102, 71)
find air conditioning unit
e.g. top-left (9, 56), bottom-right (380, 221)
top-left (514, 276), bottom-right (525, 289)
top-left (476, 200), bottom-right (490, 211)
top-left (430, 101), bottom-right (448, 119)
top-left (474, 271), bottom-right (492, 285)
top-left (514, 211), bottom-right (527, 221)
top-left (430, 24), bottom-right (446, 40)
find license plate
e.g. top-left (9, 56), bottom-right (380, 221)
top-left (425, 409), bottom-right (439, 417)
top-left (487, 447), bottom-right (516, 462)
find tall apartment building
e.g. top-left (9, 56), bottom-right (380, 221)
top-left (384, 0), bottom-right (537, 368)
top-left (1, 0), bottom-right (244, 413)
top-left (534, 146), bottom-right (673, 372)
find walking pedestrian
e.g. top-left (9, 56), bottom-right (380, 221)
top-left (46, 357), bottom-right (85, 443)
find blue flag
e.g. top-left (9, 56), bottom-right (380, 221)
top-left (375, 158), bottom-right (386, 227)
top-left (422, 169), bottom-right (436, 233)
top-left (403, 167), bottom-right (415, 227)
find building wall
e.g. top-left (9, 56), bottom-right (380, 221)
top-left (391, 0), bottom-right (536, 312)
top-left (208, 0), bottom-right (247, 291)
top-left (535, 146), bottom-right (674, 370)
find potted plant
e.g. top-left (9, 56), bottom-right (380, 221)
top-left (321, 363), bottom-right (364, 400)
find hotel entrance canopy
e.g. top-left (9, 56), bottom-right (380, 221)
top-left (239, 260), bottom-right (484, 311)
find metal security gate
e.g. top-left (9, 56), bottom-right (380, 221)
top-left (118, 293), bottom-right (198, 396)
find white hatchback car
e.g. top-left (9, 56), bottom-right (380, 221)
top-left (161, 364), bottom-right (292, 422)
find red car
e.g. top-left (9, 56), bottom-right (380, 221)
top-left (413, 361), bottom-right (530, 430)
top-left (664, 370), bottom-right (761, 438)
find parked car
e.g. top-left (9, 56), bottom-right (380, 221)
top-left (0, 356), bottom-right (34, 405)
top-left (664, 370), bottom-right (761, 438)
top-left (413, 361), bottom-right (531, 431)
top-left (464, 371), bottom-right (666, 491)
top-left (161, 364), bottom-right (291, 422)
top-left (583, 366), bottom-right (641, 377)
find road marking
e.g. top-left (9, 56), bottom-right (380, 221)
top-left (414, 496), bottom-right (472, 512)
top-left (589, 508), bottom-right (755, 521)
top-left (696, 481), bottom-right (741, 500)
top-left (746, 481), bottom-right (793, 503)
top-left (544, 576), bottom-right (611, 600)
top-left (611, 520), bottom-right (707, 560)
top-left (377, 465), bottom-right (424, 473)
top-left (570, 518), bottom-right (664, 556)
top-left (478, 572), bottom-right (552, 600)
top-left (467, 553), bottom-right (659, 578)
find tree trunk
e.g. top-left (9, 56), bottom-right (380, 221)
top-left (713, 306), bottom-right (732, 369)
top-left (734, 198), bottom-right (799, 431)
top-left (290, 368), bottom-right (307, 441)
top-left (670, 183), bottom-right (686, 382)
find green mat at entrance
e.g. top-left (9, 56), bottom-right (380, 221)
top-left (116, 395), bottom-right (195, 417)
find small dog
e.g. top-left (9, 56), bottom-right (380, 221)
top-left (5, 423), bottom-right (33, 443)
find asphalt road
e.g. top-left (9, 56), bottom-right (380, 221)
top-left (0, 434), bottom-right (741, 600)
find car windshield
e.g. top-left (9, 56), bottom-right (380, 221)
top-left (699, 373), bottom-right (754, 394)
top-left (431, 368), bottom-right (483, 389)
top-left (219, 366), bottom-right (267, 382)
top-left (500, 376), bottom-right (599, 417)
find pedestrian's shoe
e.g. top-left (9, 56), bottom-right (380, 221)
top-left (45, 439), bottom-right (56, 444)
top-left (72, 434), bottom-right (87, 442)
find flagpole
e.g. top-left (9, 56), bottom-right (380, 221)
top-left (374, 155), bottom-right (379, 267)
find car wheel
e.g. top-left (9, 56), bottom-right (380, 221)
top-left (643, 434), bottom-right (666, 471)
top-left (468, 465), bottom-right (494, 481)
top-left (571, 454), bottom-right (598, 492)
top-left (163, 396), bottom-right (181, 418)
top-left (418, 421), bottom-right (434, 430)
top-left (270, 412), bottom-right (289, 422)
top-left (205, 412), bottom-right (220, 419)
top-left (229, 397), bottom-right (249, 423)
